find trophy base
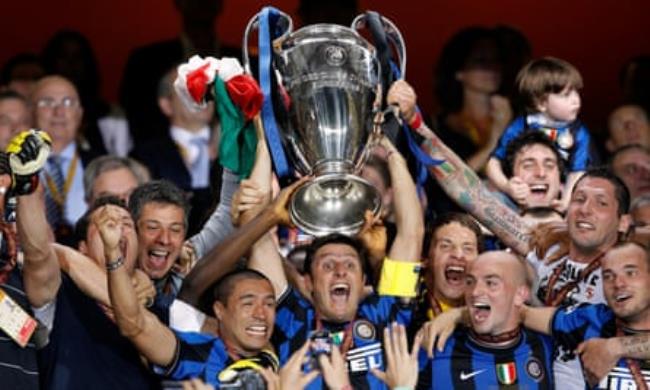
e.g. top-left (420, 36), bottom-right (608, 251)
top-left (289, 173), bottom-right (382, 237)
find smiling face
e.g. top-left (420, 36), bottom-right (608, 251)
top-left (512, 143), bottom-right (562, 208)
top-left (31, 76), bottom-right (83, 153)
top-left (136, 202), bottom-right (186, 279)
top-left (306, 243), bottom-right (366, 323)
top-left (214, 277), bottom-right (276, 356)
top-left (428, 222), bottom-right (479, 304)
top-left (602, 243), bottom-right (650, 329)
top-left (567, 177), bottom-right (627, 259)
top-left (465, 251), bottom-right (528, 336)
top-left (537, 86), bottom-right (581, 123)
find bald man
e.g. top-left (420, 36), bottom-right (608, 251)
top-left (31, 75), bottom-right (101, 241)
top-left (418, 251), bottom-right (554, 389)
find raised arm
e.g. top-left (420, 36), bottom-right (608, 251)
top-left (379, 137), bottom-right (423, 262)
top-left (187, 168), bottom-right (239, 259)
top-left (388, 80), bottom-right (532, 255)
top-left (99, 205), bottom-right (177, 366)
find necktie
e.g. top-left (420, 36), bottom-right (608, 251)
top-left (190, 137), bottom-right (209, 188)
top-left (45, 156), bottom-right (64, 227)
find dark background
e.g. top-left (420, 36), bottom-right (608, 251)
top-left (3, 0), bottom-right (649, 133)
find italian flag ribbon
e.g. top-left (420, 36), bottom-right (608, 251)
top-left (175, 55), bottom-right (263, 178)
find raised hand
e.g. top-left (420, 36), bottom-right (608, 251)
top-left (318, 345), bottom-right (351, 390)
top-left (372, 323), bottom-right (422, 389)
top-left (94, 205), bottom-right (123, 260)
top-left (6, 129), bottom-right (52, 196)
top-left (387, 80), bottom-right (417, 123)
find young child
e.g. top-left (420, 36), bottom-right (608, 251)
top-left (485, 57), bottom-right (592, 209)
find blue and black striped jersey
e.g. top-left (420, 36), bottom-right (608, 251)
top-left (552, 304), bottom-right (650, 389)
top-left (272, 287), bottom-right (413, 390)
top-left (417, 327), bottom-right (554, 389)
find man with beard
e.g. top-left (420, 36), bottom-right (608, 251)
top-left (389, 79), bottom-right (631, 389)
top-left (418, 251), bottom-right (554, 389)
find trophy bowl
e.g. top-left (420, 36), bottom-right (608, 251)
top-left (274, 23), bottom-right (382, 236)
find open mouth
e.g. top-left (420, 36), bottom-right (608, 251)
top-left (330, 283), bottom-right (350, 303)
top-left (614, 292), bottom-right (632, 303)
top-left (445, 265), bottom-right (466, 285)
top-left (146, 249), bottom-right (170, 269)
top-left (471, 302), bottom-right (491, 322)
top-left (575, 221), bottom-right (595, 231)
top-left (529, 184), bottom-right (549, 198)
top-left (245, 324), bottom-right (268, 337)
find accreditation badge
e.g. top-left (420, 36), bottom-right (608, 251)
top-left (0, 288), bottom-right (37, 347)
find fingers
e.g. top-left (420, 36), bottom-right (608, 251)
top-left (423, 323), bottom-right (435, 358)
top-left (370, 368), bottom-right (388, 384)
top-left (411, 329), bottom-right (424, 357)
top-left (437, 326), bottom-right (453, 353)
top-left (575, 341), bottom-right (585, 354)
top-left (298, 370), bottom-right (319, 389)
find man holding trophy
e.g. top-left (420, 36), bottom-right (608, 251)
top-left (166, 6), bottom-right (426, 389)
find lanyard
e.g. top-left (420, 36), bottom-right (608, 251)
top-left (44, 153), bottom-right (78, 207)
top-left (544, 252), bottom-right (605, 307)
top-left (616, 321), bottom-right (649, 390)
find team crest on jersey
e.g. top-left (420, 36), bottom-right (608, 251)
top-left (496, 362), bottom-right (517, 385)
top-left (353, 320), bottom-right (376, 340)
top-left (525, 357), bottom-right (544, 381)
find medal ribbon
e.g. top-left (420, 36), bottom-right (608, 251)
top-left (44, 153), bottom-right (78, 207)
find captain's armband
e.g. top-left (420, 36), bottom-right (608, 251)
top-left (377, 257), bottom-right (421, 298)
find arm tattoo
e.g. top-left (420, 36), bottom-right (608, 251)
top-left (620, 334), bottom-right (650, 358)
top-left (422, 136), bottom-right (531, 254)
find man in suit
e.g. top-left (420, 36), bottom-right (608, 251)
top-left (119, 0), bottom-right (241, 145)
top-left (132, 68), bottom-right (219, 235)
top-left (31, 75), bottom-right (102, 242)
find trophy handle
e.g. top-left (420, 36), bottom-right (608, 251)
top-left (242, 7), bottom-right (294, 75)
top-left (351, 13), bottom-right (407, 79)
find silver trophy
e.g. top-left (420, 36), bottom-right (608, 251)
top-left (244, 10), bottom-right (406, 236)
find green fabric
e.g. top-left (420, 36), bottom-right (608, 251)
top-left (214, 77), bottom-right (257, 178)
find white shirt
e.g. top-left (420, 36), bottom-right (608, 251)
top-left (169, 126), bottom-right (211, 188)
top-left (527, 247), bottom-right (606, 390)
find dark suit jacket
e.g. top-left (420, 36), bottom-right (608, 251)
top-left (131, 134), bottom-right (222, 236)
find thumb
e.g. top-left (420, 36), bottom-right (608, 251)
top-left (575, 341), bottom-right (585, 355)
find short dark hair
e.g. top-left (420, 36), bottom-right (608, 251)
top-left (609, 144), bottom-right (650, 167)
top-left (303, 233), bottom-right (370, 277)
top-left (0, 89), bottom-right (27, 104)
top-left (425, 212), bottom-right (484, 256)
top-left (573, 167), bottom-right (631, 216)
top-left (517, 57), bottom-right (583, 112)
top-left (74, 196), bottom-right (129, 247)
top-left (209, 269), bottom-right (272, 306)
top-left (502, 130), bottom-right (565, 179)
top-left (128, 180), bottom-right (190, 229)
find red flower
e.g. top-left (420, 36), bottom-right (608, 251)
top-left (225, 74), bottom-right (263, 120)
top-left (186, 63), bottom-right (211, 103)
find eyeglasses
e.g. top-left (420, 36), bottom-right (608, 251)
top-left (35, 97), bottom-right (79, 110)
